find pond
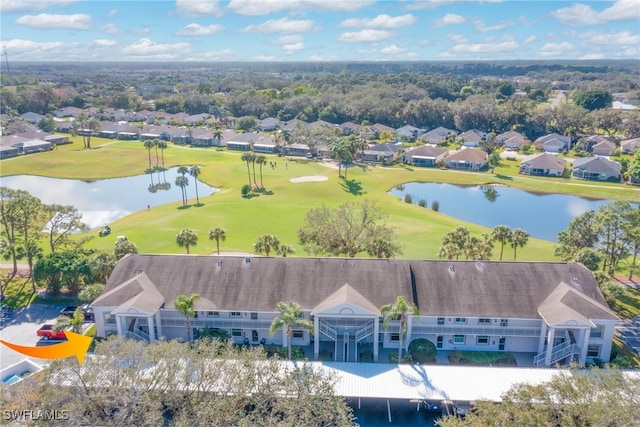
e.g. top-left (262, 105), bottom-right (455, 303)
top-left (1, 168), bottom-right (218, 229)
top-left (388, 182), bottom-right (615, 241)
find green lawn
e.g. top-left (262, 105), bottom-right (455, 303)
top-left (1, 138), bottom-right (638, 260)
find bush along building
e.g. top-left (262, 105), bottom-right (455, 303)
top-left (92, 255), bottom-right (617, 367)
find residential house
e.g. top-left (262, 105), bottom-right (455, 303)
top-left (20, 112), bottom-right (45, 124)
top-left (339, 122), bottom-right (362, 136)
top-left (571, 157), bottom-right (621, 181)
top-left (190, 129), bottom-right (215, 147)
top-left (52, 106), bottom-right (84, 118)
top-left (403, 145), bottom-right (448, 167)
top-left (457, 129), bottom-right (487, 148)
top-left (280, 119), bottom-right (307, 132)
top-left (395, 125), bottom-right (422, 141)
top-left (519, 153), bottom-right (566, 177)
top-left (223, 131), bottom-right (261, 151)
top-left (93, 255), bottom-right (617, 367)
top-left (0, 145), bottom-right (20, 159)
top-left (591, 139), bottom-right (616, 156)
top-left (535, 133), bottom-right (570, 153)
top-left (308, 120), bottom-right (338, 132)
top-left (420, 127), bottom-right (457, 145)
top-left (495, 131), bottom-right (527, 151)
top-left (16, 130), bottom-right (69, 146)
top-left (55, 121), bottom-right (74, 133)
top-left (620, 137), bottom-right (640, 153)
top-left (370, 123), bottom-right (394, 136)
top-left (259, 118), bottom-right (280, 132)
top-left (184, 113), bottom-right (212, 126)
top-left (252, 135), bottom-right (276, 154)
top-left (444, 148), bottom-right (487, 171)
top-left (361, 143), bottom-right (400, 163)
top-left (284, 143), bottom-right (311, 157)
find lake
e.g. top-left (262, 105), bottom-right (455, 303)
top-left (1, 168), bottom-right (218, 229)
top-left (388, 182), bottom-right (614, 241)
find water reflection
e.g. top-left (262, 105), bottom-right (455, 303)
top-left (1, 167), bottom-right (217, 229)
top-left (389, 182), bottom-right (613, 241)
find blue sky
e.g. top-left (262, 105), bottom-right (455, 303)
top-left (1, 0), bottom-right (638, 62)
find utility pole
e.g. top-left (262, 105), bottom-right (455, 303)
top-left (2, 48), bottom-right (9, 74)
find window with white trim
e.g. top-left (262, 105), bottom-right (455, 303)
top-left (231, 329), bottom-right (242, 337)
top-left (587, 344), bottom-right (600, 357)
top-left (455, 318), bottom-right (467, 324)
top-left (250, 312), bottom-right (258, 320)
top-left (476, 336), bottom-right (489, 345)
top-left (500, 319), bottom-right (508, 327)
top-left (453, 335), bottom-right (465, 344)
top-left (390, 333), bottom-right (400, 341)
top-left (230, 312), bottom-right (241, 318)
top-left (478, 318), bottom-right (491, 324)
top-left (292, 331), bottom-right (304, 339)
top-left (437, 317), bottom-right (445, 325)
top-left (590, 325), bottom-right (603, 338)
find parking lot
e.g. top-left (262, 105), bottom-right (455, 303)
top-left (0, 303), bottom-right (68, 369)
top-left (617, 315), bottom-right (640, 357)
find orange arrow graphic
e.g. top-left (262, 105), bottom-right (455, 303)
top-left (0, 332), bottom-right (92, 365)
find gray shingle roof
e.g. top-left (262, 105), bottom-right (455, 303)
top-left (99, 255), bottom-right (616, 322)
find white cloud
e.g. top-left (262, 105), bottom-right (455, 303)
top-left (185, 49), bottom-right (236, 61)
top-left (340, 14), bottom-right (417, 29)
top-left (283, 42), bottom-right (304, 52)
top-left (551, 0), bottom-right (640, 26)
top-left (307, 54), bottom-right (337, 61)
top-left (107, 9), bottom-right (117, 17)
top-left (227, 0), bottom-right (374, 16)
top-left (380, 45), bottom-right (405, 55)
top-left (15, 13), bottom-right (91, 30)
top-left (434, 13), bottom-right (466, 27)
top-left (473, 19), bottom-right (513, 32)
top-left (539, 42), bottom-right (575, 57)
top-left (255, 54), bottom-right (278, 61)
top-left (122, 38), bottom-right (191, 58)
top-left (276, 35), bottom-right (303, 44)
top-left (451, 40), bottom-right (518, 53)
top-left (522, 35), bottom-right (537, 45)
top-left (588, 31), bottom-right (640, 46)
top-left (580, 53), bottom-right (604, 60)
top-left (336, 29), bottom-right (393, 43)
top-left (92, 39), bottom-right (116, 47)
top-left (2, 38), bottom-right (64, 50)
top-left (242, 18), bottom-right (314, 33)
top-left (175, 0), bottom-right (223, 17)
top-left (0, 0), bottom-right (79, 13)
top-left (176, 23), bottom-right (224, 36)
top-left (100, 23), bottom-right (121, 35)
top-left (617, 47), bottom-right (638, 57)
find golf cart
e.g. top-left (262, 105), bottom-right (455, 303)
top-left (99, 225), bottom-right (111, 237)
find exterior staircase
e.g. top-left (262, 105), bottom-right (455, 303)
top-left (534, 342), bottom-right (580, 367)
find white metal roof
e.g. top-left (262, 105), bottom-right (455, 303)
top-left (316, 362), bottom-right (565, 401)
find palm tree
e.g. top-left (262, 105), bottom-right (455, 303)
top-left (209, 227), bottom-right (226, 255)
top-left (177, 166), bottom-right (189, 203)
top-left (157, 140), bottom-right (168, 168)
top-left (212, 125), bottom-right (223, 147)
top-left (175, 175), bottom-right (189, 206)
top-left (268, 301), bottom-right (314, 360)
top-left (143, 139), bottom-right (155, 169)
top-left (250, 149), bottom-right (258, 186)
top-left (174, 293), bottom-right (200, 342)
top-left (254, 235), bottom-right (280, 256)
top-left (380, 296), bottom-right (419, 363)
top-left (189, 165), bottom-right (201, 205)
top-left (241, 152), bottom-right (253, 186)
top-left (255, 155), bottom-right (267, 188)
top-left (510, 228), bottom-right (529, 260)
top-left (152, 137), bottom-right (161, 167)
top-left (491, 225), bottom-right (513, 261)
top-left (176, 229), bottom-right (198, 254)
top-left (276, 244), bottom-right (295, 257)
top-left (89, 251), bottom-right (116, 283)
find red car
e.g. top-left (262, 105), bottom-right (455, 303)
top-left (36, 324), bottom-right (68, 340)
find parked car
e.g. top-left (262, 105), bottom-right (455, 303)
top-left (424, 400), bottom-right (442, 413)
top-left (60, 305), bottom-right (94, 321)
top-left (37, 324), bottom-right (68, 340)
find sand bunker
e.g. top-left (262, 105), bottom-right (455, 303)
top-left (289, 175), bottom-right (329, 183)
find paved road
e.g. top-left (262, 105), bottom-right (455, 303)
top-left (0, 303), bottom-right (65, 370)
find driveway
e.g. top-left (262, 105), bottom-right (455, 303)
top-left (0, 303), bottom-right (66, 369)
